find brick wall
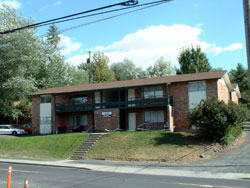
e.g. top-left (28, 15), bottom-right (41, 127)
top-left (94, 108), bottom-right (119, 132)
top-left (231, 92), bottom-right (239, 104)
top-left (206, 80), bottom-right (218, 98)
top-left (168, 82), bottom-right (189, 131)
top-left (32, 96), bottom-right (40, 134)
top-left (217, 79), bottom-right (230, 104)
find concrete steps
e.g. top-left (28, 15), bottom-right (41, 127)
top-left (243, 118), bottom-right (250, 131)
top-left (70, 133), bottom-right (103, 160)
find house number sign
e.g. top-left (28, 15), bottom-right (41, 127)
top-left (102, 112), bottom-right (112, 118)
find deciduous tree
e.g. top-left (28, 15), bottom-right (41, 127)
top-left (111, 59), bottom-right (142, 81)
top-left (146, 57), bottom-right (176, 78)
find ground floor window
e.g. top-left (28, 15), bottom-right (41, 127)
top-left (145, 110), bottom-right (164, 123)
top-left (70, 115), bottom-right (88, 127)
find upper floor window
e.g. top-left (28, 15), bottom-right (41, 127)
top-left (188, 82), bottom-right (206, 92)
top-left (72, 96), bottom-right (88, 104)
top-left (144, 86), bottom-right (163, 99)
top-left (40, 95), bottom-right (51, 103)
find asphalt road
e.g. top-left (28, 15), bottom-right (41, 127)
top-left (0, 162), bottom-right (249, 188)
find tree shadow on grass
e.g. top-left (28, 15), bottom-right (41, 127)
top-left (153, 132), bottom-right (206, 146)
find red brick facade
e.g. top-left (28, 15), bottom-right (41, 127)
top-left (168, 82), bottom-right (189, 131)
top-left (231, 92), bottom-right (239, 104)
top-left (32, 96), bottom-right (40, 134)
top-left (217, 79), bottom-right (230, 104)
top-left (32, 76), bottom-right (238, 134)
top-left (94, 108), bottom-right (119, 132)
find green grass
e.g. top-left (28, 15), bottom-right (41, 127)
top-left (0, 133), bottom-right (88, 159)
top-left (86, 131), bottom-right (207, 163)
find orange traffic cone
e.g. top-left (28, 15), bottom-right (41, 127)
top-left (24, 178), bottom-right (28, 188)
top-left (7, 166), bottom-right (12, 188)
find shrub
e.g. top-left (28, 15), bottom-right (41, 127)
top-left (189, 97), bottom-right (248, 144)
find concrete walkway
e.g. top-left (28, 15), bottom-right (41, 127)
top-left (1, 131), bottom-right (250, 180)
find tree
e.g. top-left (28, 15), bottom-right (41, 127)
top-left (230, 63), bottom-right (250, 110)
top-left (37, 25), bottom-right (74, 89)
top-left (46, 24), bottom-right (61, 51)
top-left (110, 59), bottom-right (142, 81)
top-left (92, 51), bottom-right (116, 83)
top-left (146, 57), bottom-right (176, 78)
top-left (68, 66), bottom-right (89, 85)
top-left (230, 63), bottom-right (249, 93)
top-left (177, 46), bottom-right (212, 74)
top-left (0, 5), bottom-right (45, 121)
top-left (78, 60), bottom-right (95, 84)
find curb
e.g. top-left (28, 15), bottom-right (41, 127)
top-left (0, 160), bottom-right (91, 171)
top-left (1, 159), bottom-right (250, 180)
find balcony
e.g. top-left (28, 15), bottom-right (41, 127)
top-left (55, 96), bottom-right (173, 113)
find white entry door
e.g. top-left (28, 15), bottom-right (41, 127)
top-left (128, 113), bottom-right (136, 131)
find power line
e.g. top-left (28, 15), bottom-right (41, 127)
top-left (0, 0), bottom-right (139, 35)
top-left (59, 1), bottom-right (170, 34)
top-left (37, 0), bottom-right (172, 29)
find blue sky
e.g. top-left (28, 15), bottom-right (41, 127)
top-left (0, 0), bottom-right (248, 71)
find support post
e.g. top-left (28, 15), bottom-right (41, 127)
top-left (243, 0), bottom-right (250, 86)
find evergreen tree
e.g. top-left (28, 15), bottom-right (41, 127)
top-left (230, 63), bottom-right (249, 93)
top-left (177, 46), bottom-right (212, 74)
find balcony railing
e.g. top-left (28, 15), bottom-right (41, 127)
top-left (55, 96), bottom-right (173, 113)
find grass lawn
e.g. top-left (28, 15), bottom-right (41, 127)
top-left (86, 131), bottom-right (208, 163)
top-left (0, 133), bottom-right (88, 160)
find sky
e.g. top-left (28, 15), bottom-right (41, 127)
top-left (0, 0), bottom-right (248, 71)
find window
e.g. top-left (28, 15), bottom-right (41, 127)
top-left (145, 111), bottom-right (164, 123)
top-left (70, 115), bottom-right (88, 127)
top-left (40, 95), bottom-right (51, 103)
top-left (144, 86), bottom-right (163, 99)
top-left (40, 117), bottom-right (52, 124)
top-left (72, 97), bottom-right (88, 104)
top-left (188, 82), bottom-right (206, 92)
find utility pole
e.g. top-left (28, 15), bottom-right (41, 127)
top-left (87, 50), bottom-right (92, 84)
top-left (243, 0), bottom-right (250, 86)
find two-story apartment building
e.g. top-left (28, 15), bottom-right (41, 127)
top-left (31, 71), bottom-right (240, 134)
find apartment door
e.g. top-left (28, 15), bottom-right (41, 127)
top-left (128, 112), bottom-right (136, 131)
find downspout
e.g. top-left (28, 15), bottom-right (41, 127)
top-left (118, 89), bottom-right (121, 129)
top-left (142, 87), bottom-right (145, 129)
top-left (54, 95), bottom-right (57, 134)
top-left (92, 91), bottom-right (95, 132)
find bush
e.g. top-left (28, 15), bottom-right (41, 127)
top-left (189, 97), bottom-right (248, 144)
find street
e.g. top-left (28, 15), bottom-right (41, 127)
top-left (0, 162), bottom-right (249, 188)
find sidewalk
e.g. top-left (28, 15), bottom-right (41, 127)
top-left (0, 158), bottom-right (250, 180)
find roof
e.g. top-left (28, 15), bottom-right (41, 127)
top-left (31, 70), bottom-right (227, 96)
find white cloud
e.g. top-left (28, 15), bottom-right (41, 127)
top-left (53, 1), bottom-right (62, 7)
top-left (66, 24), bottom-right (243, 68)
top-left (66, 55), bottom-right (88, 66)
top-left (60, 35), bottom-right (82, 56)
top-left (0, 0), bottom-right (21, 9)
top-left (208, 43), bottom-right (243, 55)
